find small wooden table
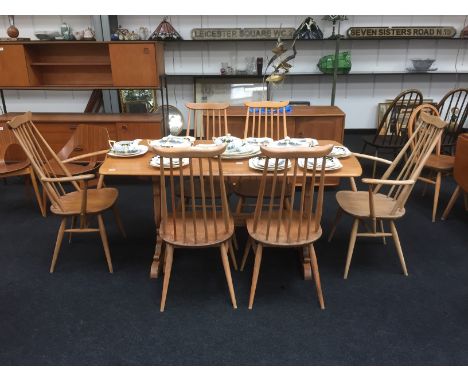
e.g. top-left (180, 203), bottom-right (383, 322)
top-left (99, 140), bottom-right (362, 280)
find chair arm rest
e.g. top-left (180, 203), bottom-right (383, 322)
top-left (362, 178), bottom-right (415, 186)
top-left (61, 149), bottom-right (109, 164)
top-left (352, 152), bottom-right (393, 165)
top-left (41, 174), bottom-right (95, 183)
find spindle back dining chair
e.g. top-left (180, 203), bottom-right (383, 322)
top-left (330, 108), bottom-right (447, 278)
top-left (185, 102), bottom-right (230, 139)
top-left (7, 112), bottom-right (123, 273)
top-left (0, 126), bottom-right (44, 215)
top-left (362, 89), bottom-right (423, 177)
top-left (233, 100), bottom-right (291, 214)
top-left (242, 143), bottom-right (334, 310)
top-left (153, 143), bottom-right (237, 312)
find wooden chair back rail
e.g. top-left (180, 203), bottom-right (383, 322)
top-left (373, 110), bottom-right (446, 213)
top-left (251, 144), bottom-right (332, 244)
top-left (155, 144), bottom-right (230, 245)
top-left (374, 89), bottom-right (423, 147)
top-left (437, 88), bottom-right (468, 151)
top-left (0, 127), bottom-right (22, 164)
top-left (185, 102), bottom-right (229, 140)
top-left (57, 124), bottom-right (110, 166)
top-left (8, 113), bottom-right (79, 212)
top-left (243, 101), bottom-right (289, 140)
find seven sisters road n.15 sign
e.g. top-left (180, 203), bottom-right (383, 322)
top-left (347, 26), bottom-right (457, 39)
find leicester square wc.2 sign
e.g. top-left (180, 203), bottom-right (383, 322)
top-left (191, 28), bottom-right (296, 40)
top-left (347, 26), bottom-right (457, 39)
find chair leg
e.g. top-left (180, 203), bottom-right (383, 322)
top-left (361, 141), bottom-right (368, 154)
top-left (228, 239), bottom-right (238, 271)
top-left (328, 207), bottom-right (343, 242)
top-left (432, 171), bottom-right (442, 222)
top-left (232, 231), bottom-right (239, 251)
top-left (112, 205), bottom-right (127, 239)
top-left (389, 220), bottom-right (408, 276)
top-left (240, 237), bottom-right (253, 271)
top-left (42, 189), bottom-right (48, 217)
top-left (344, 218), bottom-right (359, 279)
top-left (235, 196), bottom-right (245, 214)
top-left (379, 219), bottom-right (386, 245)
top-left (248, 243), bottom-right (263, 309)
top-left (441, 185), bottom-right (461, 220)
top-left (160, 244), bottom-right (174, 312)
top-left (28, 171), bottom-right (45, 217)
top-left (220, 242), bottom-right (237, 309)
top-left (371, 149), bottom-right (378, 179)
top-left (97, 214), bottom-right (113, 274)
top-left (50, 218), bottom-right (67, 273)
top-left (68, 216), bottom-right (76, 243)
top-left (309, 244), bottom-right (325, 309)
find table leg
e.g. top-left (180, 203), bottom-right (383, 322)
top-left (300, 247), bottom-right (312, 280)
top-left (150, 176), bottom-right (163, 279)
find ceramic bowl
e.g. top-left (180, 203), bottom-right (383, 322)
top-left (411, 59), bottom-right (436, 71)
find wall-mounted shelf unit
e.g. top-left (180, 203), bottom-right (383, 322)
top-left (0, 41), bottom-right (165, 89)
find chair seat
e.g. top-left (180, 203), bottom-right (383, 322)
top-left (336, 190), bottom-right (405, 219)
top-left (50, 188), bottom-right (118, 215)
top-left (160, 215), bottom-right (234, 247)
top-left (246, 211), bottom-right (322, 246)
top-left (424, 154), bottom-right (455, 171)
top-left (363, 135), bottom-right (406, 150)
top-left (48, 159), bottom-right (98, 177)
top-left (232, 177), bottom-right (293, 198)
top-left (0, 160), bottom-right (30, 175)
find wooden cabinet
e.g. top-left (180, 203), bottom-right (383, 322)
top-left (0, 42), bottom-right (164, 89)
top-left (0, 44), bottom-right (30, 87)
top-left (109, 43), bottom-right (164, 87)
top-left (0, 113), bottom-right (163, 160)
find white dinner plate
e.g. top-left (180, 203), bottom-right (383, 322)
top-left (149, 156), bottom-right (189, 168)
top-left (248, 157), bottom-right (292, 172)
top-left (108, 145), bottom-right (148, 158)
top-left (298, 157), bottom-right (343, 171)
top-left (244, 137), bottom-right (274, 146)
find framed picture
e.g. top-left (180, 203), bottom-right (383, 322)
top-left (377, 98), bottom-right (434, 134)
top-left (119, 89), bottom-right (157, 113)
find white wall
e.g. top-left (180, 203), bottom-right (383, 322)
top-left (2, 15), bottom-right (468, 129)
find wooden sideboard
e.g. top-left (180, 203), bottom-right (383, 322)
top-left (224, 105), bottom-right (345, 142)
top-left (0, 41), bottom-right (165, 89)
top-left (0, 112), bottom-right (163, 160)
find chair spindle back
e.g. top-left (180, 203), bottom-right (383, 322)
top-left (437, 88), bottom-right (468, 154)
top-left (243, 101), bottom-right (289, 140)
top-left (7, 112), bottom-right (79, 212)
top-left (154, 144), bottom-right (231, 245)
top-left (185, 102), bottom-right (229, 140)
top-left (375, 109), bottom-right (447, 213)
top-left (251, 144), bottom-right (333, 244)
top-left (374, 89), bottom-right (423, 147)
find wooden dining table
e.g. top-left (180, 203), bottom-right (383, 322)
top-left (99, 140), bottom-right (363, 280)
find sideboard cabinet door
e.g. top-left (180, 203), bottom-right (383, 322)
top-left (0, 44), bottom-right (29, 87)
top-left (109, 44), bottom-right (161, 87)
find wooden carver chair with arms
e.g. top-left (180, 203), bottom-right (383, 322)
top-left (41, 123), bottom-right (111, 215)
top-left (243, 143), bottom-right (334, 310)
top-left (153, 143), bottom-right (237, 312)
top-left (361, 89), bottom-right (423, 177)
top-left (7, 112), bottom-right (124, 273)
top-left (441, 133), bottom-right (468, 220)
top-left (329, 108), bottom-right (447, 278)
top-left (231, 100), bottom-right (290, 215)
top-left (0, 126), bottom-right (44, 216)
top-left (411, 88), bottom-right (468, 221)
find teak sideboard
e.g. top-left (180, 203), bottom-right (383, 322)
top-left (0, 112), bottom-right (163, 160)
